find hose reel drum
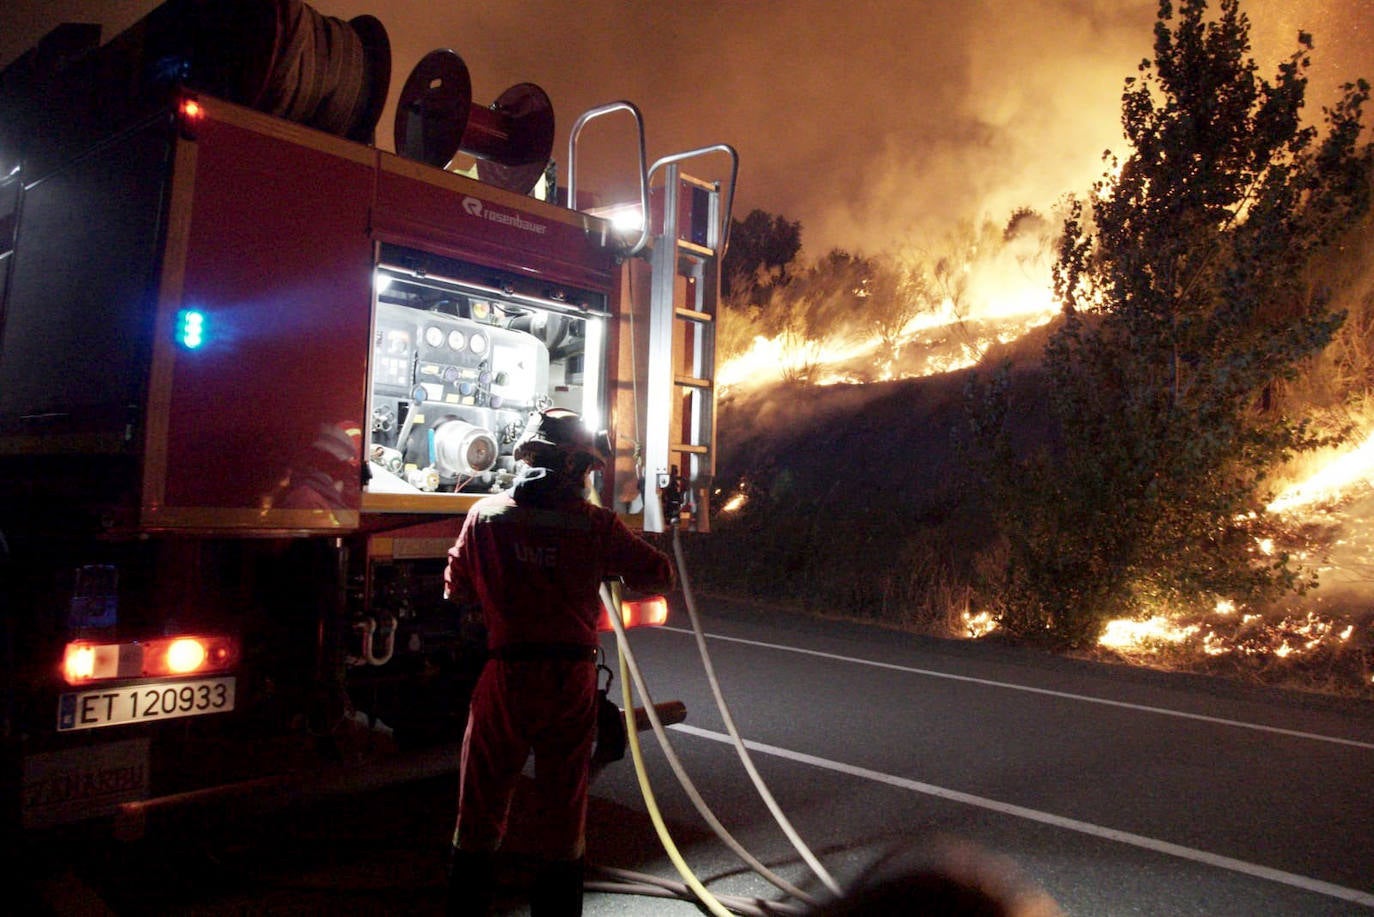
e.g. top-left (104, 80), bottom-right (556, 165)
top-left (393, 48), bottom-right (555, 195)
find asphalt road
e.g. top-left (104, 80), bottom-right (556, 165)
top-left (44, 596), bottom-right (1374, 915)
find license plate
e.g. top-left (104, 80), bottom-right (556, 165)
top-left (23, 738), bottom-right (149, 829)
top-left (58, 677), bottom-right (236, 731)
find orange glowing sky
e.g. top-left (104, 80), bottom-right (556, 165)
top-left (3, 1), bottom-right (1370, 254)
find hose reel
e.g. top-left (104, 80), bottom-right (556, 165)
top-left (182, 0), bottom-right (391, 142)
top-left (393, 48), bottom-right (555, 195)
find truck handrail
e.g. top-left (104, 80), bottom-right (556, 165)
top-left (648, 144), bottom-right (739, 258)
top-left (566, 101), bottom-right (649, 256)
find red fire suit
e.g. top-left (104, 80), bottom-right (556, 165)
top-left (445, 468), bottom-right (674, 861)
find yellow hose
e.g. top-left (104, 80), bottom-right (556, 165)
top-left (605, 582), bottom-right (734, 917)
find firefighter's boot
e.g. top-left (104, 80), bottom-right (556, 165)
top-left (447, 848), bottom-right (494, 917)
top-left (530, 857), bottom-right (584, 917)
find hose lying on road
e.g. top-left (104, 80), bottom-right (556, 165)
top-left (603, 578), bottom-right (734, 917)
top-left (587, 864), bottom-right (809, 916)
top-left (670, 524), bottom-right (845, 898)
top-left (601, 578), bottom-right (818, 905)
top-left (593, 522), bottom-right (845, 913)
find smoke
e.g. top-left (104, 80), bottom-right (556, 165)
top-left (3, 0), bottom-right (1370, 255)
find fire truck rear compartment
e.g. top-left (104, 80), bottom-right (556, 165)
top-left (366, 242), bottom-right (605, 497)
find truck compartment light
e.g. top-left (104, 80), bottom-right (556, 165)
top-left (586, 201), bottom-right (645, 236)
top-left (582, 317), bottom-right (603, 429)
top-left (62, 635), bottom-right (240, 685)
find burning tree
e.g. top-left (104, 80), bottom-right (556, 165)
top-left (970, 0), bottom-right (1372, 646)
top-left (859, 253), bottom-right (934, 371)
top-left (722, 208), bottom-right (803, 305)
top-left (718, 209), bottom-right (804, 366)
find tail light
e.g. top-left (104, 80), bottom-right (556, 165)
top-left (63, 635), bottom-right (240, 685)
top-left (598, 595), bottom-right (670, 632)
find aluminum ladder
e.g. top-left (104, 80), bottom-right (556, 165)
top-left (642, 147), bottom-right (737, 533)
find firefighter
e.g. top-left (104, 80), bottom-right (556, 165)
top-left (444, 408), bottom-right (675, 916)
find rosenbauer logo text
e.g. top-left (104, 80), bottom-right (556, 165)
top-left (462, 197), bottom-right (547, 235)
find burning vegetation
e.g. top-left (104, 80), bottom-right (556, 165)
top-left (693, 0), bottom-right (1374, 698)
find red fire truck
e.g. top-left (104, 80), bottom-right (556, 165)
top-left (0, 0), bottom-right (731, 833)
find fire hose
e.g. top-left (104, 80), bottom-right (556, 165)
top-left (597, 260), bottom-right (841, 911)
top-left (595, 521), bottom-right (845, 914)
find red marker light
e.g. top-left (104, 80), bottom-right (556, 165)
top-left (627, 595), bottom-right (669, 626)
top-left (177, 97), bottom-right (205, 140)
top-left (142, 634), bottom-right (238, 677)
top-left (597, 595), bottom-right (670, 631)
top-left (62, 643), bottom-right (102, 683)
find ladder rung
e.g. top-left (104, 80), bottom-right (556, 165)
top-left (674, 307), bottom-right (713, 323)
top-left (672, 443), bottom-right (710, 455)
top-left (675, 375), bottom-right (712, 389)
top-left (679, 173), bottom-right (718, 192)
top-left (676, 238), bottom-right (715, 259)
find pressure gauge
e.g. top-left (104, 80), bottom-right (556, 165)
top-left (424, 325), bottom-right (444, 348)
top-left (470, 332), bottom-right (488, 355)
top-left (448, 330), bottom-right (466, 351)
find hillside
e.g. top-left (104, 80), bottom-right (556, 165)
top-left (699, 326), bottom-right (1374, 700)
top-left (713, 319), bottom-right (1057, 522)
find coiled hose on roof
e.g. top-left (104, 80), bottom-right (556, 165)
top-left (183, 0), bottom-right (390, 141)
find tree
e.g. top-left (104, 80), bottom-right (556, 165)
top-left (862, 254), bottom-right (935, 370)
top-left (722, 209), bottom-right (802, 303)
top-left (760, 248), bottom-right (867, 382)
top-left (970, 0), bottom-right (1372, 645)
top-left (793, 249), bottom-right (871, 338)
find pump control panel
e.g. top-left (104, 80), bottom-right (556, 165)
top-left (365, 244), bottom-right (606, 500)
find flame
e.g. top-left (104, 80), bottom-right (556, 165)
top-left (1097, 604), bottom-right (1360, 670)
top-left (1268, 431), bottom-right (1374, 513)
top-left (720, 260), bottom-right (1057, 391)
top-left (1099, 616), bottom-right (1199, 649)
top-left (717, 235), bottom-right (1371, 689)
top-left (718, 334), bottom-right (879, 389)
top-left (962, 610), bottom-right (999, 638)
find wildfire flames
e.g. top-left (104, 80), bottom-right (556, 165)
top-left (1086, 442), bottom-right (1374, 682)
top-left (1266, 430), bottom-right (1374, 514)
top-left (719, 258), bottom-right (1056, 390)
top-left (719, 257), bottom-right (1374, 689)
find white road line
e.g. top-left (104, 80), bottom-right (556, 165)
top-left (671, 723), bottom-right (1374, 908)
top-left (658, 626), bottom-right (1374, 751)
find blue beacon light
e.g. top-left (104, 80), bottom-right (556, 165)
top-left (176, 309), bottom-right (206, 349)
